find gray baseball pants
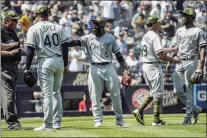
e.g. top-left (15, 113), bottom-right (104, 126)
top-left (38, 56), bottom-right (64, 128)
top-left (88, 63), bottom-right (123, 124)
top-left (173, 59), bottom-right (199, 119)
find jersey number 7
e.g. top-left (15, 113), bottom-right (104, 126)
top-left (44, 33), bottom-right (59, 47)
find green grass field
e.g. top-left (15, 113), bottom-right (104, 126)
top-left (1, 113), bottom-right (206, 137)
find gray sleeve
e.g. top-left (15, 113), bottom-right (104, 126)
top-left (153, 37), bottom-right (163, 54)
top-left (78, 35), bottom-right (88, 47)
top-left (198, 30), bottom-right (207, 48)
top-left (112, 37), bottom-right (120, 53)
top-left (60, 27), bottom-right (69, 44)
top-left (171, 31), bottom-right (178, 46)
top-left (26, 29), bottom-right (37, 48)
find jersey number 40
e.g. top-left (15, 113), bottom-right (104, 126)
top-left (141, 45), bottom-right (148, 57)
top-left (44, 33), bottom-right (59, 47)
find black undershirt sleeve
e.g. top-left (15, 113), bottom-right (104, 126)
top-left (68, 39), bottom-right (82, 47)
top-left (61, 42), bottom-right (69, 67)
top-left (115, 51), bottom-right (130, 72)
top-left (25, 46), bottom-right (35, 70)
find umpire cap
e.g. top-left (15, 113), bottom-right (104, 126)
top-left (179, 8), bottom-right (196, 18)
top-left (146, 15), bottom-right (161, 27)
top-left (1, 10), bottom-right (19, 21)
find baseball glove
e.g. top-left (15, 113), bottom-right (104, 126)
top-left (23, 70), bottom-right (37, 88)
top-left (191, 69), bottom-right (203, 84)
top-left (121, 71), bottom-right (132, 87)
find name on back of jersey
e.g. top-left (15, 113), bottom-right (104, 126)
top-left (40, 25), bottom-right (57, 34)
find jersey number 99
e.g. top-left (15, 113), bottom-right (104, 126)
top-left (141, 45), bottom-right (148, 57)
top-left (44, 33), bottom-right (59, 47)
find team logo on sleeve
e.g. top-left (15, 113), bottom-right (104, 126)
top-left (132, 88), bottom-right (152, 109)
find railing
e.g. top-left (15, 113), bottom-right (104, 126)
top-left (15, 85), bottom-right (94, 118)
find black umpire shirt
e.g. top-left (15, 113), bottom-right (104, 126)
top-left (1, 27), bottom-right (21, 65)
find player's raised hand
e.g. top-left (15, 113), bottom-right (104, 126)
top-left (172, 56), bottom-right (181, 64)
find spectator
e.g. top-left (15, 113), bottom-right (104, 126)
top-left (83, 6), bottom-right (96, 33)
top-left (105, 22), bottom-right (113, 34)
top-left (123, 27), bottom-right (135, 49)
top-left (18, 8), bottom-right (33, 34)
top-left (114, 19), bottom-right (124, 38)
top-left (150, 3), bottom-right (161, 18)
top-left (33, 91), bottom-right (43, 112)
top-left (59, 10), bottom-right (72, 40)
top-left (131, 12), bottom-right (146, 41)
top-left (100, 1), bottom-right (115, 24)
top-left (113, 0), bottom-right (124, 27)
top-left (125, 49), bottom-right (143, 84)
top-left (161, 12), bottom-right (177, 38)
top-left (10, 0), bottom-right (23, 15)
top-left (68, 47), bottom-right (87, 72)
top-left (161, 32), bottom-right (171, 48)
top-left (78, 94), bottom-right (92, 112)
top-left (120, 0), bottom-right (134, 27)
top-left (91, 1), bottom-right (100, 17)
top-left (71, 10), bottom-right (81, 23)
top-left (195, 8), bottom-right (207, 31)
top-left (116, 32), bottom-right (127, 57)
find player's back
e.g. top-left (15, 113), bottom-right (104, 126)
top-left (29, 21), bottom-right (64, 58)
top-left (141, 30), bottom-right (162, 63)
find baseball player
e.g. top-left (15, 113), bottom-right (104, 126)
top-left (66, 16), bottom-right (130, 127)
top-left (166, 8), bottom-right (206, 125)
top-left (132, 15), bottom-right (181, 126)
top-left (24, 5), bottom-right (69, 131)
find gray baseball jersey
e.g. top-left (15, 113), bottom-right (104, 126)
top-left (140, 30), bottom-right (164, 98)
top-left (172, 26), bottom-right (206, 120)
top-left (79, 32), bottom-right (124, 125)
top-left (141, 30), bottom-right (163, 62)
top-left (26, 21), bottom-right (68, 128)
top-left (171, 26), bottom-right (206, 57)
top-left (26, 21), bottom-right (68, 58)
top-left (78, 33), bottom-right (120, 63)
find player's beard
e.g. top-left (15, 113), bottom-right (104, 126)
top-left (93, 27), bottom-right (104, 37)
top-left (181, 17), bottom-right (187, 25)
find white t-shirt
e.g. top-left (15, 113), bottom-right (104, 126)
top-left (99, 1), bottom-right (115, 19)
top-left (68, 49), bottom-right (86, 72)
top-left (59, 17), bottom-right (72, 39)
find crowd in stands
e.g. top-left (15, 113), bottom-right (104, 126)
top-left (1, 0), bottom-right (207, 84)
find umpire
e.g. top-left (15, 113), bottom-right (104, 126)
top-left (1, 10), bottom-right (23, 130)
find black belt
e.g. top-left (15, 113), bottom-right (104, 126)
top-left (91, 62), bottom-right (111, 65)
top-left (181, 56), bottom-right (195, 61)
top-left (142, 62), bottom-right (161, 64)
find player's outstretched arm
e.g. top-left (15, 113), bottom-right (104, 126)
top-left (67, 40), bottom-right (82, 47)
top-left (61, 42), bottom-right (69, 73)
top-left (157, 51), bottom-right (181, 64)
top-left (163, 46), bottom-right (178, 53)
